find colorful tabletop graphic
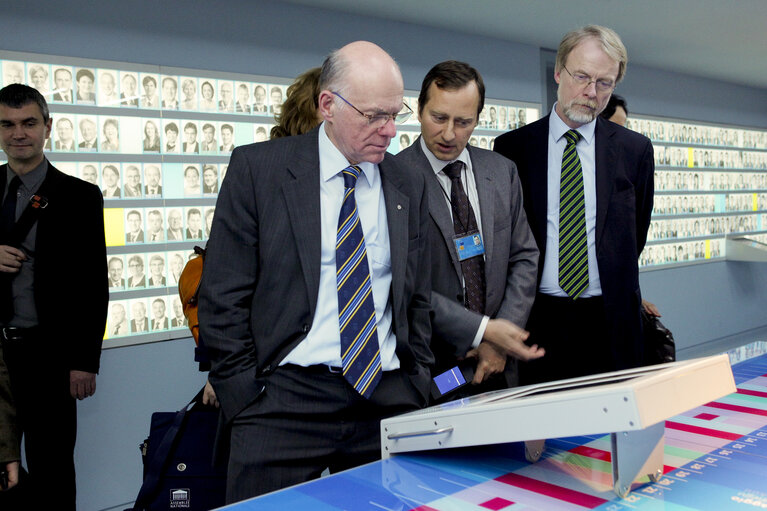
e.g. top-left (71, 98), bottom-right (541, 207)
top-left (223, 348), bottom-right (767, 510)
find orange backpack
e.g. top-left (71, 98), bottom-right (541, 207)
top-left (178, 246), bottom-right (206, 345)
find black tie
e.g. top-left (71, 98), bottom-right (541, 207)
top-left (442, 161), bottom-right (486, 313)
top-left (1, 176), bottom-right (22, 322)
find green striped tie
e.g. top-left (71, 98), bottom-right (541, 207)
top-left (559, 130), bottom-right (589, 299)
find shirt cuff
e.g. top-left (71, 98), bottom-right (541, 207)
top-left (472, 315), bottom-right (490, 349)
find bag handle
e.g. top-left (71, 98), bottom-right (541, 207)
top-left (129, 387), bottom-right (206, 510)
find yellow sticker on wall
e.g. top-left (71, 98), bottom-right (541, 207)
top-left (104, 208), bottom-right (125, 247)
top-left (687, 147), bottom-right (694, 168)
top-left (705, 239), bottom-right (711, 259)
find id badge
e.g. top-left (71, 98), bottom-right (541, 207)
top-left (453, 230), bottom-right (485, 261)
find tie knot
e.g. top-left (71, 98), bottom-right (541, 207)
top-left (563, 130), bottom-right (581, 146)
top-left (442, 161), bottom-right (464, 180)
top-left (342, 165), bottom-right (361, 189)
top-left (6, 176), bottom-right (21, 194)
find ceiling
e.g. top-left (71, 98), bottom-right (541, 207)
top-left (283, 0), bottom-right (767, 89)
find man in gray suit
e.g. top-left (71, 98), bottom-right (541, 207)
top-left (396, 61), bottom-right (542, 398)
top-left (199, 41), bottom-right (433, 502)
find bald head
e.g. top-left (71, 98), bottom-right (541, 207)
top-left (318, 41), bottom-right (404, 165)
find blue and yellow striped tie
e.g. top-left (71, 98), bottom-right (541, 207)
top-left (559, 130), bottom-right (589, 299)
top-left (336, 165), bottom-right (382, 398)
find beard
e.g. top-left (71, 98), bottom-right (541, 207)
top-left (558, 87), bottom-right (602, 125)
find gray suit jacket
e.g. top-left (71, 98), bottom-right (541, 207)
top-left (199, 127), bottom-right (434, 422)
top-left (396, 139), bottom-right (538, 374)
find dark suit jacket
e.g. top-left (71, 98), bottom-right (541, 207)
top-left (131, 318), bottom-right (148, 333)
top-left (1, 163), bottom-right (107, 373)
top-left (493, 115), bottom-right (654, 369)
top-left (0, 343), bottom-right (19, 463)
top-left (396, 140), bottom-right (538, 375)
top-left (199, 127), bottom-right (434, 422)
top-left (52, 91), bottom-right (72, 103)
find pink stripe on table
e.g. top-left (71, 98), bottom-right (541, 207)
top-left (496, 472), bottom-right (608, 508)
top-left (737, 388), bottom-right (767, 399)
top-left (569, 445), bottom-right (611, 462)
top-left (694, 413), bottom-right (719, 420)
top-left (706, 401), bottom-right (767, 417)
top-left (665, 420), bottom-right (743, 441)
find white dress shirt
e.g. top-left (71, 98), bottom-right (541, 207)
top-left (281, 123), bottom-right (399, 370)
top-left (540, 104), bottom-right (602, 297)
top-left (419, 136), bottom-right (488, 348)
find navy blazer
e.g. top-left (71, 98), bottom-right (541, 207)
top-left (493, 115), bottom-right (654, 369)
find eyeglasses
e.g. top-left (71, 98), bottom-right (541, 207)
top-left (562, 66), bottom-right (615, 92)
top-left (332, 92), bottom-right (412, 127)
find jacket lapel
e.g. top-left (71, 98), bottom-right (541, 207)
top-left (379, 155), bottom-right (409, 315)
top-left (282, 134), bottom-right (322, 313)
top-left (468, 146), bottom-right (495, 273)
top-left (594, 118), bottom-right (616, 250)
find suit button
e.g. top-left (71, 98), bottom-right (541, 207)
top-left (302, 324), bottom-right (310, 333)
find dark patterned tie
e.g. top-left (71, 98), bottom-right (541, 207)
top-left (443, 161), bottom-right (486, 313)
top-left (559, 130), bottom-right (589, 299)
top-left (336, 165), bottom-right (381, 398)
top-left (0, 176), bottom-right (21, 322)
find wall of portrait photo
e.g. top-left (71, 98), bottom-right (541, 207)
top-left (1, 50), bottom-right (541, 349)
top-left (628, 115), bottom-right (767, 269)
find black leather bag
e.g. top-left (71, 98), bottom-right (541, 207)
top-left (642, 309), bottom-right (676, 365)
top-left (128, 388), bottom-right (226, 511)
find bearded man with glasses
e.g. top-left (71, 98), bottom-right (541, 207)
top-left (494, 25), bottom-right (654, 385)
top-left (198, 41), bottom-right (434, 503)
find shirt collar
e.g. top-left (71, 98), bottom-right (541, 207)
top-left (419, 135), bottom-right (471, 176)
top-left (549, 102), bottom-right (596, 146)
top-left (319, 121), bottom-right (377, 187)
top-left (6, 157), bottom-right (48, 193)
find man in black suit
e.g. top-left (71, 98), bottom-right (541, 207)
top-left (396, 61), bottom-right (542, 398)
top-left (199, 41), bottom-right (433, 502)
top-left (52, 68), bottom-right (73, 103)
top-left (107, 256), bottom-right (125, 289)
top-left (130, 301), bottom-right (148, 333)
top-left (0, 84), bottom-right (107, 510)
top-left (493, 25), bottom-right (654, 384)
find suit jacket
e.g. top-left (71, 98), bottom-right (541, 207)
top-left (120, 93), bottom-right (138, 106)
top-left (0, 163), bottom-right (107, 373)
top-left (493, 115), bottom-right (654, 369)
top-left (0, 343), bottom-right (19, 463)
top-left (199, 127), bottom-right (434, 422)
top-left (54, 140), bottom-right (75, 151)
top-left (53, 91), bottom-right (72, 103)
top-left (145, 185), bottom-right (162, 196)
top-left (131, 318), bottom-right (148, 333)
top-left (152, 317), bottom-right (168, 330)
top-left (126, 230), bottom-right (144, 243)
top-left (396, 140), bottom-right (538, 374)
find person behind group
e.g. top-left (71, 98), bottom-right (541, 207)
top-left (143, 120), bottom-right (161, 152)
top-left (131, 301), bottom-right (148, 332)
top-left (204, 208), bottom-right (215, 238)
top-left (235, 83), bottom-right (251, 113)
top-left (218, 82), bottom-right (234, 112)
top-left (161, 76), bottom-right (178, 110)
top-left (147, 209), bottom-right (165, 242)
top-left (600, 93), bottom-right (628, 126)
top-left (0, 84), bottom-right (107, 509)
top-left (269, 85), bottom-right (284, 114)
top-left (99, 72), bottom-right (119, 106)
top-left (252, 84), bottom-right (268, 113)
top-left (198, 41), bottom-right (433, 502)
top-left (107, 256), bottom-right (125, 288)
top-left (109, 303), bottom-right (129, 336)
top-left (125, 209), bottom-right (144, 243)
top-left (395, 61), bottom-right (542, 399)
top-left (493, 25), bottom-right (654, 384)
top-left (148, 254), bottom-right (166, 286)
top-left (166, 209), bottom-right (184, 241)
top-left (270, 67), bottom-right (322, 139)
top-left (201, 123), bottom-right (217, 153)
top-left (123, 165), bottom-right (142, 198)
top-left (144, 165), bottom-right (163, 196)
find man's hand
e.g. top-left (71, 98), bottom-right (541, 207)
top-left (483, 318), bottom-right (545, 361)
top-left (0, 245), bottom-right (26, 273)
top-left (70, 370), bottom-right (97, 400)
top-left (1, 460), bottom-right (19, 490)
top-left (202, 380), bottom-right (219, 408)
top-left (466, 341), bottom-right (506, 384)
top-left (642, 299), bottom-right (661, 317)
